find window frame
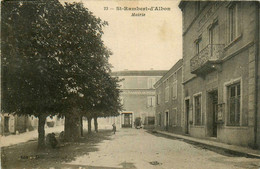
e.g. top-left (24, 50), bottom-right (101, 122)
top-left (227, 82), bottom-right (241, 126)
top-left (172, 80), bottom-right (178, 100)
top-left (193, 92), bottom-right (203, 126)
top-left (226, 2), bottom-right (241, 45)
top-left (195, 36), bottom-right (202, 54)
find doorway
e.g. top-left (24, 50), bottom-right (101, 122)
top-left (209, 90), bottom-right (218, 137)
top-left (165, 112), bottom-right (169, 131)
top-left (122, 113), bottom-right (132, 128)
top-left (4, 116), bottom-right (9, 133)
top-left (185, 99), bottom-right (190, 134)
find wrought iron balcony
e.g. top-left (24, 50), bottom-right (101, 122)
top-left (190, 44), bottom-right (225, 75)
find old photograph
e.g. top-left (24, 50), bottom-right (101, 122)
top-left (1, 0), bottom-right (260, 168)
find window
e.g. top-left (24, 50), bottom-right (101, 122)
top-left (195, 1), bottom-right (201, 15)
top-left (194, 94), bottom-right (203, 125)
top-left (209, 21), bottom-right (219, 45)
top-left (156, 94), bottom-right (158, 104)
top-left (165, 79), bottom-right (169, 102)
top-left (147, 96), bottom-right (155, 107)
top-left (172, 109), bottom-right (177, 126)
top-left (172, 81), bottom-right (177, 100)
top-left (195, 37), bottom-right (202, 54)
top-left (157, 91), bottom-right (161, 105)
top-left (228, 3), bottom-right (240, 42)
top-left (148, 78), bottom-right (156, 89)
top-left (227, 83), bottom-right (241, 126)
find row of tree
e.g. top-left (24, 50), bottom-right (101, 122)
top-left (2, 0), bottom-right (122, 148)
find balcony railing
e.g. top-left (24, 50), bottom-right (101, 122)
top-left (190, 44), bottom-right (225, 74)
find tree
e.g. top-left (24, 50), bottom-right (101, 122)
top-left (56, 2), bottom-right (113, 139)
top-left (91, 74), bottom-right (123, 132)
top-left (2, 0), bottom-right (67, 148)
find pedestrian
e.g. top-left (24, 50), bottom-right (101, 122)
top-left (112, 123), bottom-right (116, 134)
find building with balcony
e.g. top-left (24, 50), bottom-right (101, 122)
top-left (154, 59), bottom-right (184, 134)
top-left (111, 70), bottom-right (167, 128)
top-left (179, 1), bottom-right (260, 148)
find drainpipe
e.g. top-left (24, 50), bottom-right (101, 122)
top-left (254, 1), bottom-right (259, 149)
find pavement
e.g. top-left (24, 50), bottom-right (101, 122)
top-left (154, 130), bottom-right (260, 159)
top-left (66, 128), bottom-right (260, 169)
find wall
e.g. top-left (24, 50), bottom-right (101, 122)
top-left (181, 1), bottom-right (258, 147)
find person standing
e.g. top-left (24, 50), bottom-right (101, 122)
top-left (112, 123), bottom-right (116, 134)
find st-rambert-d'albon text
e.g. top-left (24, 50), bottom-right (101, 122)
top-left (116, 6), bottom-right (171, 17)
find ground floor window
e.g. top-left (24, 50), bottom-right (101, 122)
top-left (158, 114), bottom-right (161, 126)
top-left (172, 109), bottom-right (177, 126)
top-left (227, 83), bottom-right (241, 126)
top-left (194, 94), bottom-right (203, 125)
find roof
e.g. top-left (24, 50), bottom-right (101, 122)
top-left (154, 59), bottom-right (183, 88)
top-left (111, 70), bottom-right (167, 76)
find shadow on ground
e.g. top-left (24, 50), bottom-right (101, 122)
top-left (1, 129), bottom-right (113, 169)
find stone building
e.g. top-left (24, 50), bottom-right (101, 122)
top-left (154, 59), bottom-right (184, 134)
top-left (111, 70), bottom-right (167, 128)
top-left (179, 1), bottom-right (260, 148)
top-left (1, 114), bottom-right (38, 135)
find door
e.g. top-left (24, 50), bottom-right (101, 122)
top-left (165, 112), bottom-right (169, 131)
top-left (211, 91), bottom-right (218, 137)
top-left (208, 90), bottom-right (218, 137)
top-left (185, 100), bottom-right (190, 134)
top-left (123, 113), bottom-right (132, 128)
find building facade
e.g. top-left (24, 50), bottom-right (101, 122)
top-left (179, 1), bottom-right (260, 148)
top-left (111, 70), bottom-right (167, 128)
top-left (1, 114), bottom-right (64, 136)
top-left (1, 114), bottom-right (38, 135)
top-left (154, 59), bottom-right (184, 134)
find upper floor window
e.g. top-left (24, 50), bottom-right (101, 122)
top-left (228, 2), bottom-right (240, 42)
top-left (156, 93), bottom-right (160, 105)
top-left (195, 1), bottom-right (201, 15)
top-left (227, 83), bottom-right (241, 126)
top-left (209, 20), bottom-right (219, 45)
top-left (165, 79), bottom-right (169, 102)
top-left (195, 37), bottom-right (202, 54)
top-left (172, 81), bottom-right (177, 100)
top-left (147, 96), bottom-right (155, 107)
top-left (148, 78), bottom-right (156, 89)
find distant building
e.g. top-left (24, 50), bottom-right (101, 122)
top-left (1, 114), bottom-right (64, 136)
top-left (1, 114), bottom-right (38, 135)
top-left (111, 70), bottom-right (167, 128)
top-left (179, 1), bottom-right (260, 148)
top-left (154, 59), bottom-right (183, 134)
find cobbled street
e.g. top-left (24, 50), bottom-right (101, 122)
top-left (65, 129), bottom-right (260, 169)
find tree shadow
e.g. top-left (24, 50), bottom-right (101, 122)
top-left (1, 129), bottom-right (113, 169)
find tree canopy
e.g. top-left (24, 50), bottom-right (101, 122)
top-left (2, 0), bottom-right (122, 146)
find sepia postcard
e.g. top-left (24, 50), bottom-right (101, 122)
top-left (1, 0), bottom-right (260, 169)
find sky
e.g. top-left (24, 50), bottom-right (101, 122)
top-left (61, 0), bottom-right (182, 71)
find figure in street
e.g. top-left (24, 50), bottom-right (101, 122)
top-left (112, 123), bottom-right (116, 134)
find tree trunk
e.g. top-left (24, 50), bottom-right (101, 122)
top-left (80, 116), bottom-right (83, 137)
top-left (38, 114), bottom-right (46, 149)
top-left (94, 116), bottom-right (98, 133)
top-left (87, 117), bottom-right (92, 134)
top-left (64, 109), bottom-right (81, 141)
